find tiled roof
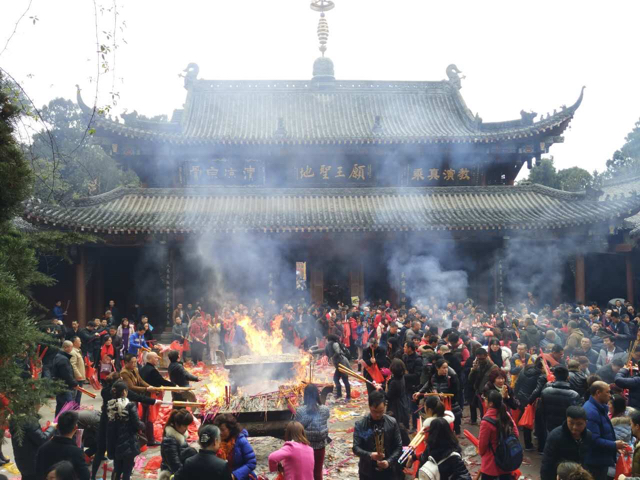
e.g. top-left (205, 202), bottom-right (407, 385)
top-left (600, 175), bottom-right (640, 237)
top-left (23, 184), bottom-right (640, 235)
top-left (78, 81), bottom-right (584, 146)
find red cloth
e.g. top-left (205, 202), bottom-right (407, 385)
top-left (190, 316), bottom-right (208, 344)
top-left (342, 323), bottom-right (351, 348)
top-left (100, 343), bottom-right (114, 361)
top-left (478, 407), bottom-right (519, 476)
top-left (350, 318), bottom-right (358, 340)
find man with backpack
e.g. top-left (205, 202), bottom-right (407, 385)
top-left (325, 333), bottom-right (351, 401)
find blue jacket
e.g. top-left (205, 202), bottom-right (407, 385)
top-left (229, 429), bottom-right (256, 480)
top-left (615, 369), bottom-right (640, 410)
top-left (128, 332), bottom-right (148, 356)
top-left (584, 396), bottom-right (617, 467)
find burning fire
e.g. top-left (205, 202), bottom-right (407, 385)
top-left (203, 368), bottom-right (230, 407)
top-left (237, 315), bottom-right (283, 355)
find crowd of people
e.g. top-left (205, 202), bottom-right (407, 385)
top-left (4, 295), bottom-right (640, 480)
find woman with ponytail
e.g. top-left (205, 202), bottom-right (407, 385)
top-left (159, 409), bottom-right (197, 479)
top-left (174, 424), bottom-right (231, 480)
top-left (478, 390), bottom-right (519, 479)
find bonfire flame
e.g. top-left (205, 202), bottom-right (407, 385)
top-left (203, 368), bottom-right (230, 407)
top-left (237, 315), bottom-right (283, 356)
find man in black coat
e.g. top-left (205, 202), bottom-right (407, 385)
top-left (140, 353), bottom-right (175, 397)
top-left (353, 391), bottom-right (403, 480)
top-left (614, 362), bottom-right (640, 410)
top-left (9, 413), bottom-right (55, 480)
top-left (577, 337), bottom-right (600, 373)
top-left (540, 406), bottom-right (593, 480)
top-left (568, 359), bottom-right (589, 399)
top-left (538, 366), bottom-right (583, 448)
top-left (51, 341), bottom-right (79, 416)
top-left (168, 350), bottom-right (200, 403)
top-left (402, 341), bottom-right (423, 430)
top-left (78, 322), bottom-right (100, 362)
top-left (609, 311), bottom-right (632, 350)
top-left (35, 410), bottom-right (90, 480)
top-left (596, 357), bottom-right (625, 384)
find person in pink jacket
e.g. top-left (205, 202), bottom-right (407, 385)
top-left (268, 422), bottom-right (315, 480)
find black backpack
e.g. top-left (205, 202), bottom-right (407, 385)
top-left (481, 417), bottom-right (523, 472)
top-left (339, 341), bottom-right (352, 360)
top-left (325, 340), bottom-right (352, 361)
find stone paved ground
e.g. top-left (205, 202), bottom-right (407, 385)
top-left (1, 362), bottom-right (542, 479)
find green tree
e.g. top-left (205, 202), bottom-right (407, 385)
top-left (556, 166), bottom-right (593, 192)
top-left (0, 73), bottom-right (60, 441)
top-left (28, 98), bottom-right (138, 204)
top-left (524, 157), bottom-right (593, 191)
top-left (525, 158), bottom-right (560, 189)
top-left (604, 118), bottom-right (640, 178)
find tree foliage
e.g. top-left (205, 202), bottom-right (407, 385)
top-left (524, 157), bottom-right (593, 192)
top-left (603, 118), bottom-right (640, 179)
top-left (0, 73), bottom-right (62, 441)
top-left (28, 97), bottom-right (138, 204)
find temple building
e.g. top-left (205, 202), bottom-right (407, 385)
top-left (23, 3), bottom-right (640, 326)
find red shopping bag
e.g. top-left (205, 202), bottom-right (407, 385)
top-left (518, 403), bottom-right (535, 430)
top-left (615, 447), bottom-right (633, 479)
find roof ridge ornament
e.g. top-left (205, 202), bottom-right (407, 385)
top-left (310, 1), bottom-right (335, 57)
top-left (183, 63), bottom-right (199, 90)
top-left (446, 64), bottom-right (465, 90)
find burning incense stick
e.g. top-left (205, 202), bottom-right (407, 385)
top-left (337, 364), bottom-right (378, 388)
top-left (398, 431), bottom-right (426, 464)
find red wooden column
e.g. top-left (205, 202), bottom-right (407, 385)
top-left (75, 247), bottom-right (87, 327)
top-left (575, 255), bottom-right (586, 304)
top-left (626, 254), bottom-right (635, 305)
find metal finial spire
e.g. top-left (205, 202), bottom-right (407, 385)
top-left (310, 0), bottom-right (335, 57)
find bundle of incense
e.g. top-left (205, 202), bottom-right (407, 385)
top-left (171, 401), bottom-right (206, 408)
top-left (337, 364), bottom-right (378, 388)
top-left (156, 386), bottom-right (195, 391)
top-left (421, 392), bottom-right (453, 397)
top-left (374, 428), bottom-right (384, 456)
top-left (75, 386), bottom-right (97, 399)
top-left (225, 385), bottom-right (231, 406)
top-left (398, 431), bottom-right (426, 464)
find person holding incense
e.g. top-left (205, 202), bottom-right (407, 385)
top-left (362, 337), bottom-right (388, 395)
top-left (168, 349), bottom-right (200, 404)
top-left (353, 390), bottom-right (402, 480)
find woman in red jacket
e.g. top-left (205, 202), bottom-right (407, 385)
top-left (478, 390), bottom-right (519, 480)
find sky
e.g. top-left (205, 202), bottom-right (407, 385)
top-left (2, 0), bottom-right (640, 179)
